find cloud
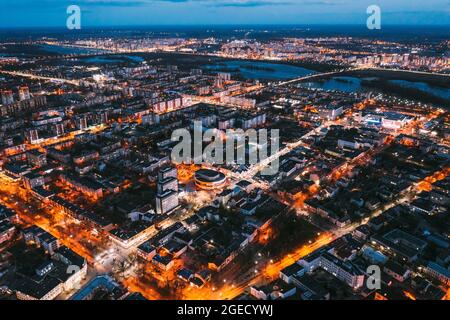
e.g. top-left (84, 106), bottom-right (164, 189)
top-left (299, 0), bottom-right (345, 5)
top-left (5, 0), bottom-right (344, 9)
top-left (2, 0), bottom-right (149, 9)
top-left (76, 0), bottom-right (149, 6)
top-left (154, 0), bottom-right (340, 6)
top-left (211, 1), bottom-right (293, 7)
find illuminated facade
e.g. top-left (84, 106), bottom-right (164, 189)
top-left (194, 169), bottom-right (226, 190)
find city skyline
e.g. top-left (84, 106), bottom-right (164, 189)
top-left (1, 0), bottom-right (449, 28)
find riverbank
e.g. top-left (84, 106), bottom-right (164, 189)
top-left (361, 78), bottom-right (450, 107)
top-left (342, 68), bottom-right (450, 88)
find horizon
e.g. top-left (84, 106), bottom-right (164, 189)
top-left (1, 23), bottom-right (450, 29)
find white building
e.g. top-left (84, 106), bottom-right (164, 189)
top-left (155, 190), bottom-right (179, 215)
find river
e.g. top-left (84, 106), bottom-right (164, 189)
top-left (204, 60), bottom-right (316, 80)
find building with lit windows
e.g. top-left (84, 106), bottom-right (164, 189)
top-left (155, 190), bottom-right (179, 215)
top-left (194, 169), bottom-right (226, 190)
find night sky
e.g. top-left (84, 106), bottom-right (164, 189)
top-left (0, 0), bottom-right (449, 28)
